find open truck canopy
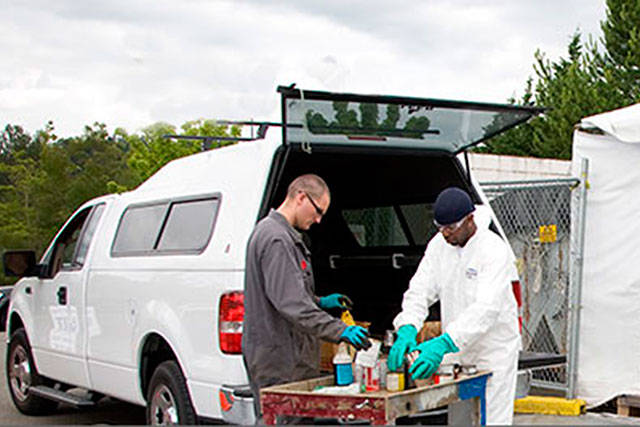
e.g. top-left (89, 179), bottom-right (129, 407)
top-left (278, 86), bottom-right (543, 153)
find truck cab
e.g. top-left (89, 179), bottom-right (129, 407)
top-left (3, 85), bottom-right (541, 424)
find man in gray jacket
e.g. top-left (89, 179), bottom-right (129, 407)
top-left (242, 174), bottom-right (370, 419)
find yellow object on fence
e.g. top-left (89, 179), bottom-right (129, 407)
top-left (538, 224), bottom-right (557, 243)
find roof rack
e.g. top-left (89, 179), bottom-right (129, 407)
top-left (164, 120), bottom-right (302, 150)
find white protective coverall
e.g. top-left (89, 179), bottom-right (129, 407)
top-left (393, 206), bottom-right (521, 425)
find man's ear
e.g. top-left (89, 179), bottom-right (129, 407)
top-left (294, 191), bottom-right (305, 205)
top-left (466, 213), bottom-right (475, 226)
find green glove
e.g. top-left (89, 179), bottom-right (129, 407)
top-left (408, 333), bottom-right (459, 380)
top-left (319, 293), bottom-right (353, 311)
top-left (387, 324), bottom-right (417, 372)
top-left (340, 326), bottom-right (372, 350)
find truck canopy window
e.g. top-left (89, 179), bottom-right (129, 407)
top-left (112, 204), bottom-right (167, 254)
top-left (343, 206), bottom-right (408, 247)
top-left (280, 87), bottom-right (542, 153)
top-left (112, 195), bottom-right (220, 256)
top-left (156, 198), bottom-right (220, 252)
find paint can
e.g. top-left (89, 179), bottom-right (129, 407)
top-left (386, 372), bottom-right (405, 392)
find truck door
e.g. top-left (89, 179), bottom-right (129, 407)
top-left (30, 203), bottom-right (105, 388)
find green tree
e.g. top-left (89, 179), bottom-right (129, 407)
top-left (0, 126), bottom-right (49, 284)
top-left (601, 0), bottom-right (640, 100)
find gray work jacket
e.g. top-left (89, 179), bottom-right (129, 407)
top-left (242, 210), bottom-right (346, 392)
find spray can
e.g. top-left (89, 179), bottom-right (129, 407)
top-left (404, 350), bottom-right (419, 389)
top-left (333, 343), bottom-right (354, 386)
top-left (378, 357), bottom-right (388, 389)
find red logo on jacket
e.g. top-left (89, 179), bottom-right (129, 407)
top-left (300, 260), bottom-right (307, 270)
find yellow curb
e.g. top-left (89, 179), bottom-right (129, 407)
top-left (514, 396), bottom-right (586, 416)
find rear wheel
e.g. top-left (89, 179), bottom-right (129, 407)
top-left (146, 360), bottom-right (197, 425)
top-left (6, 328), bottom-right (58, 415)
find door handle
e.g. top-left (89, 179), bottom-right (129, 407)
top-left (57, 287), bottom-right (67, 305)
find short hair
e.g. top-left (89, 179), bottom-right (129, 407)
top-left (286, 174), bottom-right (330, 200)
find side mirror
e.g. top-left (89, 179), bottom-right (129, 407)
top-left (3, 250), bottom-right (39, 277)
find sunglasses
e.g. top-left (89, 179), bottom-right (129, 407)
top-left (303, 191), bottom-right (325, 217)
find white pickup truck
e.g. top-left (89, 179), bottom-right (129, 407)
top-left (2, 86), bottom-right (541, 424)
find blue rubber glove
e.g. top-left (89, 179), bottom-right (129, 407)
top-left (319, 293), bottom-right (353, 311)
top-left (340, 326), bottom-right (372, 350)
top-left (408, 333), bottom-right (460, 380)
top-left (387, 325), bottom-right (418, 372)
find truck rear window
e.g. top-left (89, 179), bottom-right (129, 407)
top-left (342, 203), bottom-right (435, 247)
top-left (112, 196), bottom-right (220, 256)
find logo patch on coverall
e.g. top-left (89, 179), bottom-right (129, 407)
top-left (465, 267), bottom-right (478, 279)
top-left (300, 259), bottom-right (307, 270)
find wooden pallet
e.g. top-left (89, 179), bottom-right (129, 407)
top-left (617, 394), bottom-right (640, 417)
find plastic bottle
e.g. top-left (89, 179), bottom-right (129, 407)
top-left (333, 343), bottom-right (354, 386)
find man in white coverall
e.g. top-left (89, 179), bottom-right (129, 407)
top-left (388, 187), bottom-right (520, 425)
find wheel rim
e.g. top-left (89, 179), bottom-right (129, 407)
top-left (9, 344), bottom-right (32, 402)
top-left (150, 384), bottom-right (179, 425)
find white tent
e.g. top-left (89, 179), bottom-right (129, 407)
top-left (572, 103), bottom-right (640, 407)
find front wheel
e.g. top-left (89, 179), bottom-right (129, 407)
top-left (6, 328), bottom-right (58, 415)
top-left (146, 361), bottom-right (197, 425)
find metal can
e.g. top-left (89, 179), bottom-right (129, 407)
top-left (435, 363), bottom-right (455, 383)
top-left (384, 330), bottom-right (395, 347)
top-left (386, 372), bottom-right (405, 392)
top-left (379, 358), bottom-right (388, 389)
top-left (403, 351), bottom-right (419, 389)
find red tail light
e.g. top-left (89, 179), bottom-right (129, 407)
top-left (511, 280), bottom-right (523, 334)
top-left (219, 291), bottom-right (244, 354)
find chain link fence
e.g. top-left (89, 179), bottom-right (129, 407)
top-left (481, 178), bottom-right (582, 392)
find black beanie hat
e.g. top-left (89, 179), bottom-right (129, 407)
top-left (434, 187), bottom-right (475, 225)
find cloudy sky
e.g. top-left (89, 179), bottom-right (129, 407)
top-left (1, 0), bottom-right (606, 138)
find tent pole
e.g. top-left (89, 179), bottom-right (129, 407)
top-left (568, 157), bottom-right (589, 398)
